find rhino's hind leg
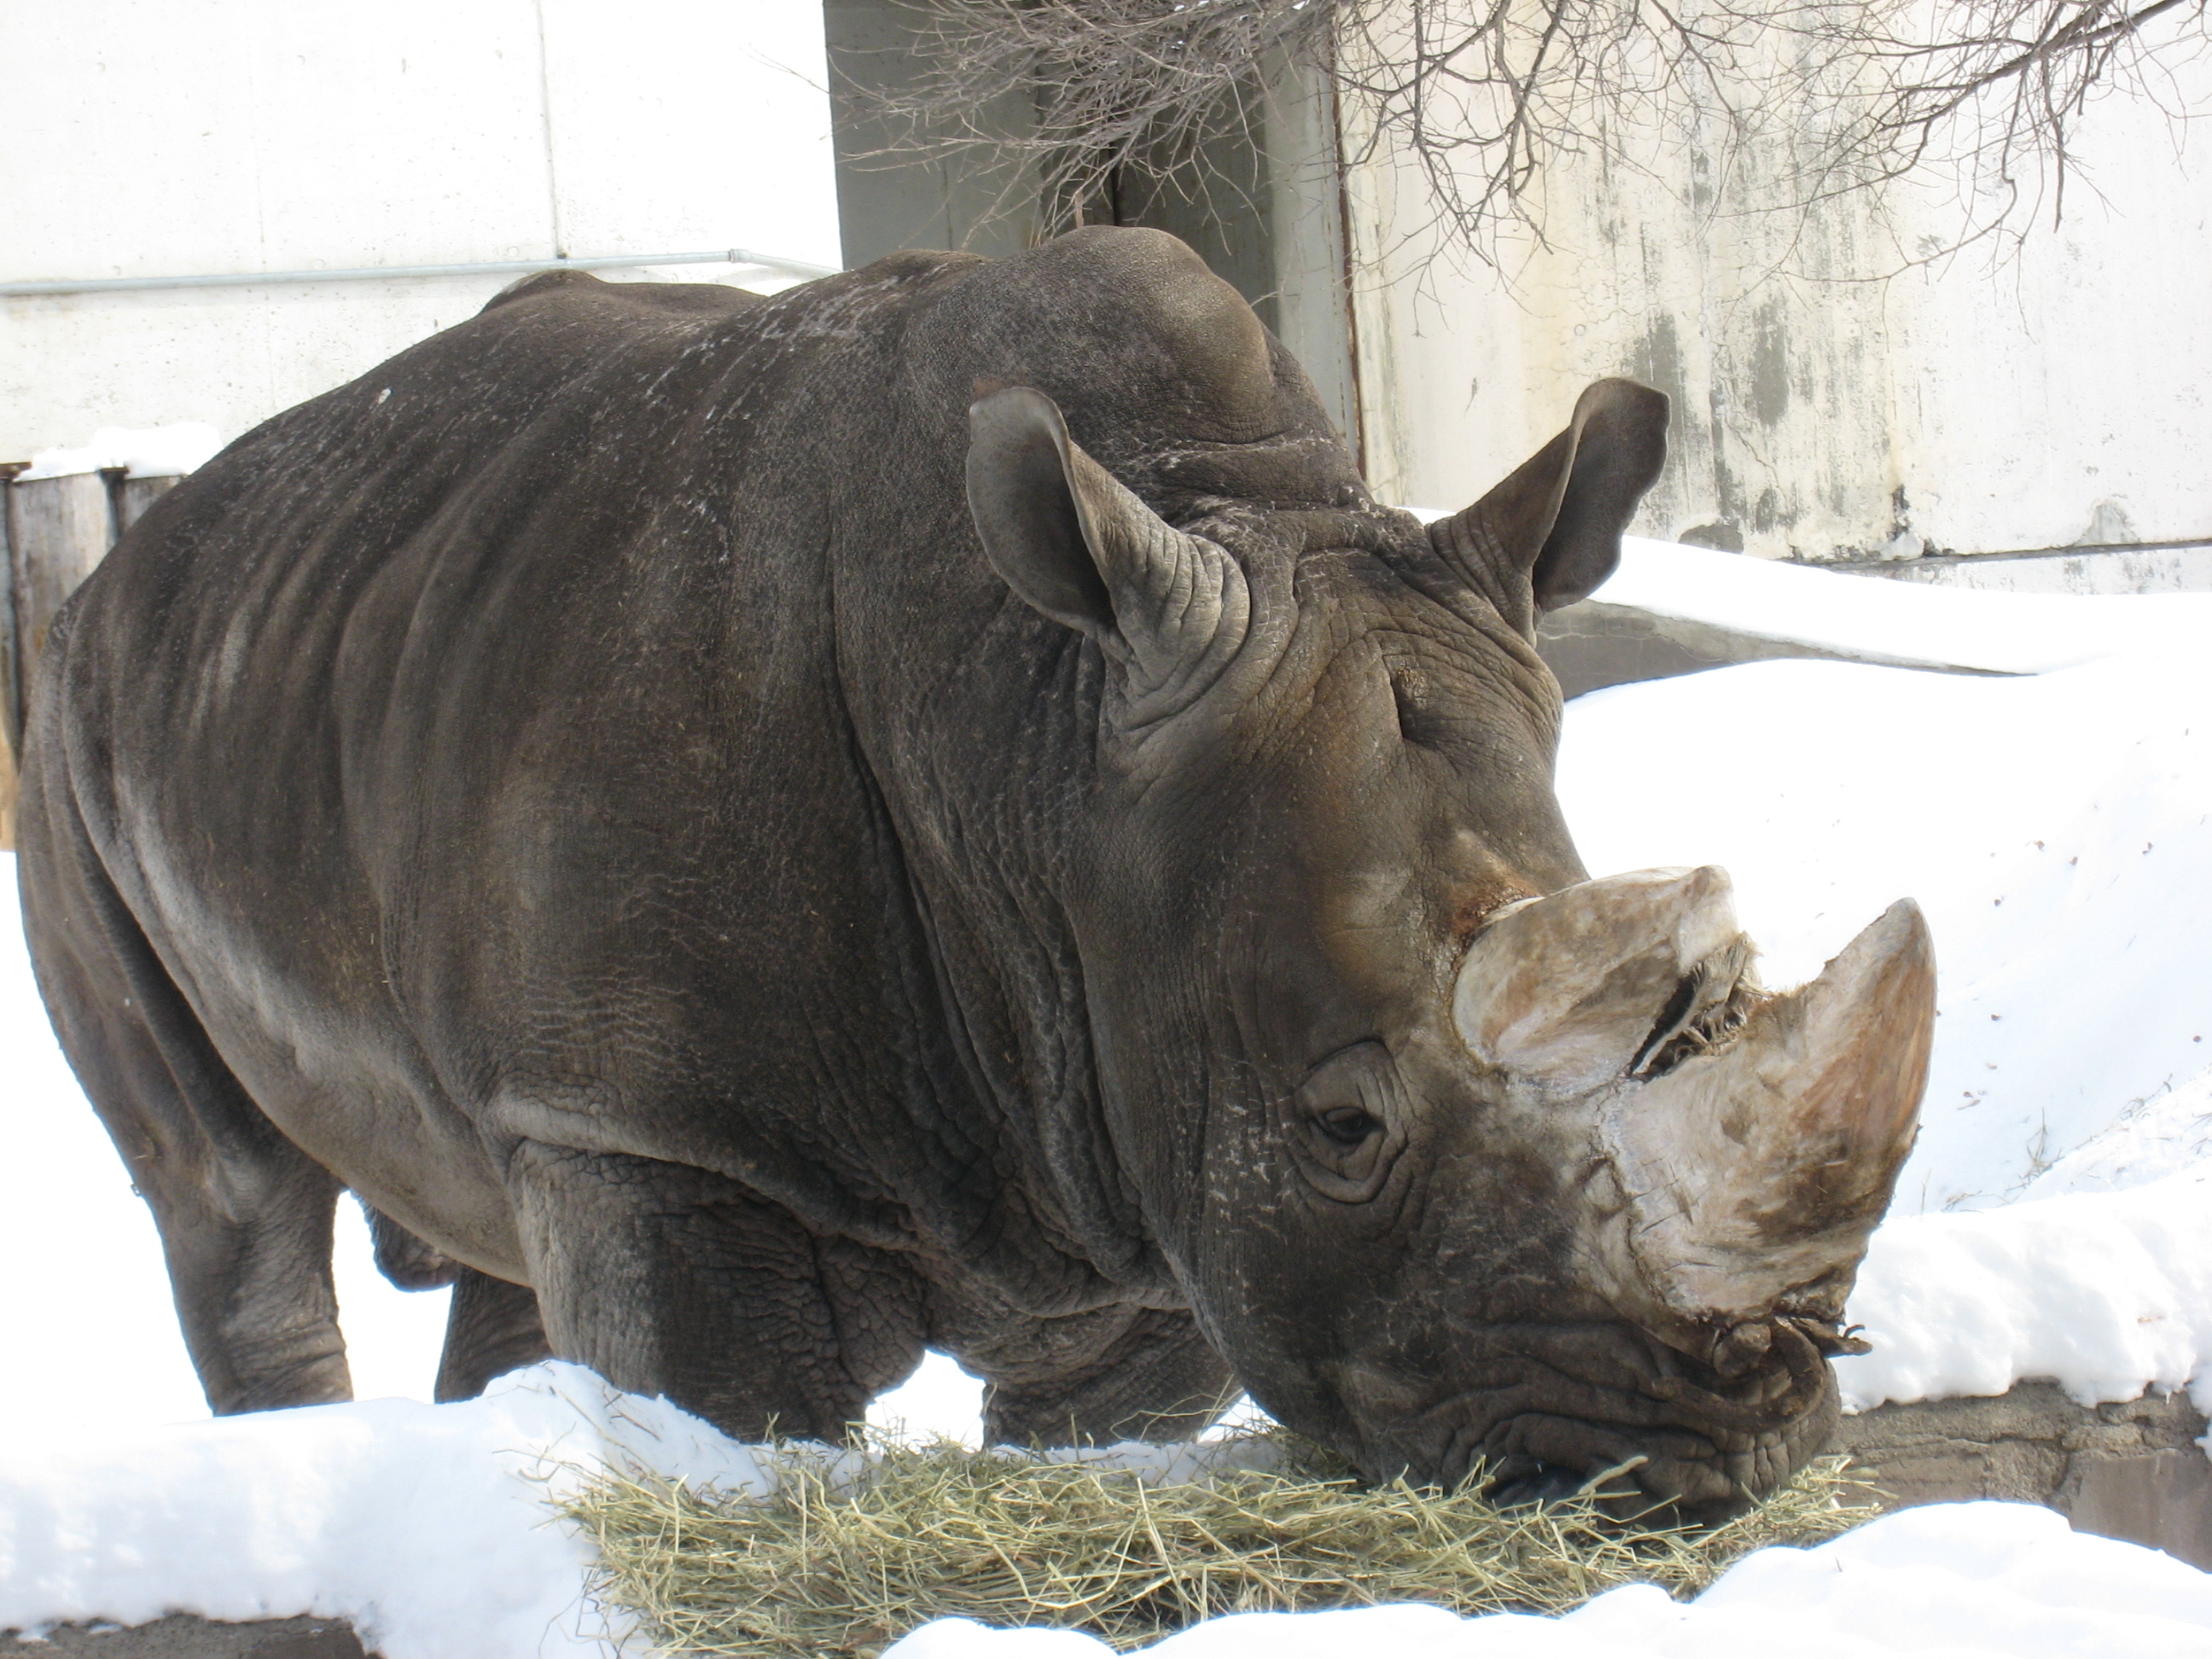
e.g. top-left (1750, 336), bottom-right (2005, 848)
top-left (357, 1203), bottom-right (550, 1401)
top-left (19, 791), bottom-right (351, 1414)
top-left (507, 1141), bottom-right (927, 1440)
top-left (434, 1268), bottom-right (551, 1401)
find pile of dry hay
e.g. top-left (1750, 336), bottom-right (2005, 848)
top-left (562, 1432), bottom-right (1877, 1657)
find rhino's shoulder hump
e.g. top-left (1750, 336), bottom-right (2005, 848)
top-left (480, 265), bottom-right (770, 319)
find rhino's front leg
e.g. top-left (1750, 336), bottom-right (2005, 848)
top-left (506, 1141), bottom-right (928, 1439)
top-left (951, 1301), bottom-right (1238, 1447)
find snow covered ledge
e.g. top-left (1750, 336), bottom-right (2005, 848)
top-left (1528, 536), bottom-right (2212, 696)
top-left (1825, 1161), bottom-right (2212, 1569)
top-left (6, 1363), bottom-right (2212, 1659)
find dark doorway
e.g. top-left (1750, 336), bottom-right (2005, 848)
top-left (822, 0), bottom-right (1361, 456)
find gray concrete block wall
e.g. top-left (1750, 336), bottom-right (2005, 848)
top-left (1830, 1381), bottom-right (2212, 1569)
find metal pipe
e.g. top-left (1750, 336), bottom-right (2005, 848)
top-left (0, 247), bottom-right (840, 298)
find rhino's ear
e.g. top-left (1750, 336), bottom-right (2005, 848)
top-left (1430, 379), bottom-right (1668, 637)
top-left (966, 386), bottom-right (1249, 698)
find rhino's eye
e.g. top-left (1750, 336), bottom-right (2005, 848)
top-left (1290, 1044), bottom-right (1406, 1202)
top-left (1315, 1106), bottom-right (1381, 1145)
top-left (1390, 669), bottom-right (1452, 750)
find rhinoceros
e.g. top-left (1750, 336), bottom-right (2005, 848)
top-left (17, 226), bottom-right (1933, 1518)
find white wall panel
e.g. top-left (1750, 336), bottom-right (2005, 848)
top-left (539, 0), bottom-right (839, 266)
top-left (1, 0), bottom-right (552, 282)
top-left (0, 1), bottom-right (835, 462)
top-left (1342, 62), bottom-right (2212, 560)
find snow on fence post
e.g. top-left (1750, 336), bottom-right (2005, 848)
top-left (2, 468), bottom-right (119, 851)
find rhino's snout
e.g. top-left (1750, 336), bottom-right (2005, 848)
top-left (1450, 865), bottom-right (1935, 1377)
top-left (1214, 866), bottom-right (1930, 1516)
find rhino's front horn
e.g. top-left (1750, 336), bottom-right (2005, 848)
top-left (1452, 870), bottom-right (1936, 1374)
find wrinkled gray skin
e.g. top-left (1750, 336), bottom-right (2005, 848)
top-left (19, 227), bottom-right (1829, 1518)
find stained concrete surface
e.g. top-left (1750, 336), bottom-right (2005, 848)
top-left (0, 1616), bottom-right (366, 1658)
top-left (1831, 1380), bottom-right (2212, 1569)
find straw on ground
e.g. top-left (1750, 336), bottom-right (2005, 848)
top-left (562, 1434), bottom-right (1877, 1657)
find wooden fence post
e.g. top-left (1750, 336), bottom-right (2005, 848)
top-left (117, 472), bottom-right (181, 532)
top-left (0, 462), bottom-right (20, 853)
top-left (3, 469), bottom-right (119, 851)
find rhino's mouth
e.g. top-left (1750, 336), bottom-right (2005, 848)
top-left (1352, 1316), bottom-right (1840, 1520)
top-left (1476, 1415), bottom-right (1823, 1521)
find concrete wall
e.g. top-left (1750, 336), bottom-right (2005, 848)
top-left (1848, 543), bottom-right (2212, 594)
top-left (0, 0), bottom-right (840, 463)
top-left (1832, 1381), bottom-right (2212, 1570)
top-left (1337, 50), bottom-right (2212, 561)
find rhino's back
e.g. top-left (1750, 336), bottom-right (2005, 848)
top-left (49, 265), bottom-right (814, 932)
top-left (26, 265), bottom-right (978, 1255)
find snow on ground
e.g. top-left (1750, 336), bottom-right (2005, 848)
top-left (0, 1365), bottom-right (633, 1657)
top-left (1557, 636), bottom-right (2212, 1213)
top-left (1552, 550), bottom-right (2212, 1415)
top-left (1597, 537), bottom-right (2212, 673)
top-left (6, 546), bottom-right (2212, 1652)
top-left (5, 1360), bottom-right (2209, 1659)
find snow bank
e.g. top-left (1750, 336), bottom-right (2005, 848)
top-left (1558, 649), bottom-right (2212, 1216)
top-left (1836, 1166), bottom-right (2212, 1413)
top-left (16, 422), bottom-right (223, 480)
top-left (5, 1361), bottom-right (2208, 1659)
top-left (1596, 536), bottom-right (2212, 674)
top-left (2020, 1065), bottom-right (2212, 1200)
top-left (0, 1363), bottom-right (725, 1658)
top-left (888, 1504), bottom-right (2212, 1656)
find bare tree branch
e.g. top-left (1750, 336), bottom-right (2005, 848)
top-left (838, 0), bottom-right (2210, 268)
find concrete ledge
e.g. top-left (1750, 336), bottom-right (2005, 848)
top-left (1831, 542), bottom-right (2212, 596)
top-left (0, 1616), bottom-right (367, 1657)
top-left (1534, 598), bottom-right (2008, 700)
top-left (1830, 1381), bottom-right (2212, 1568)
